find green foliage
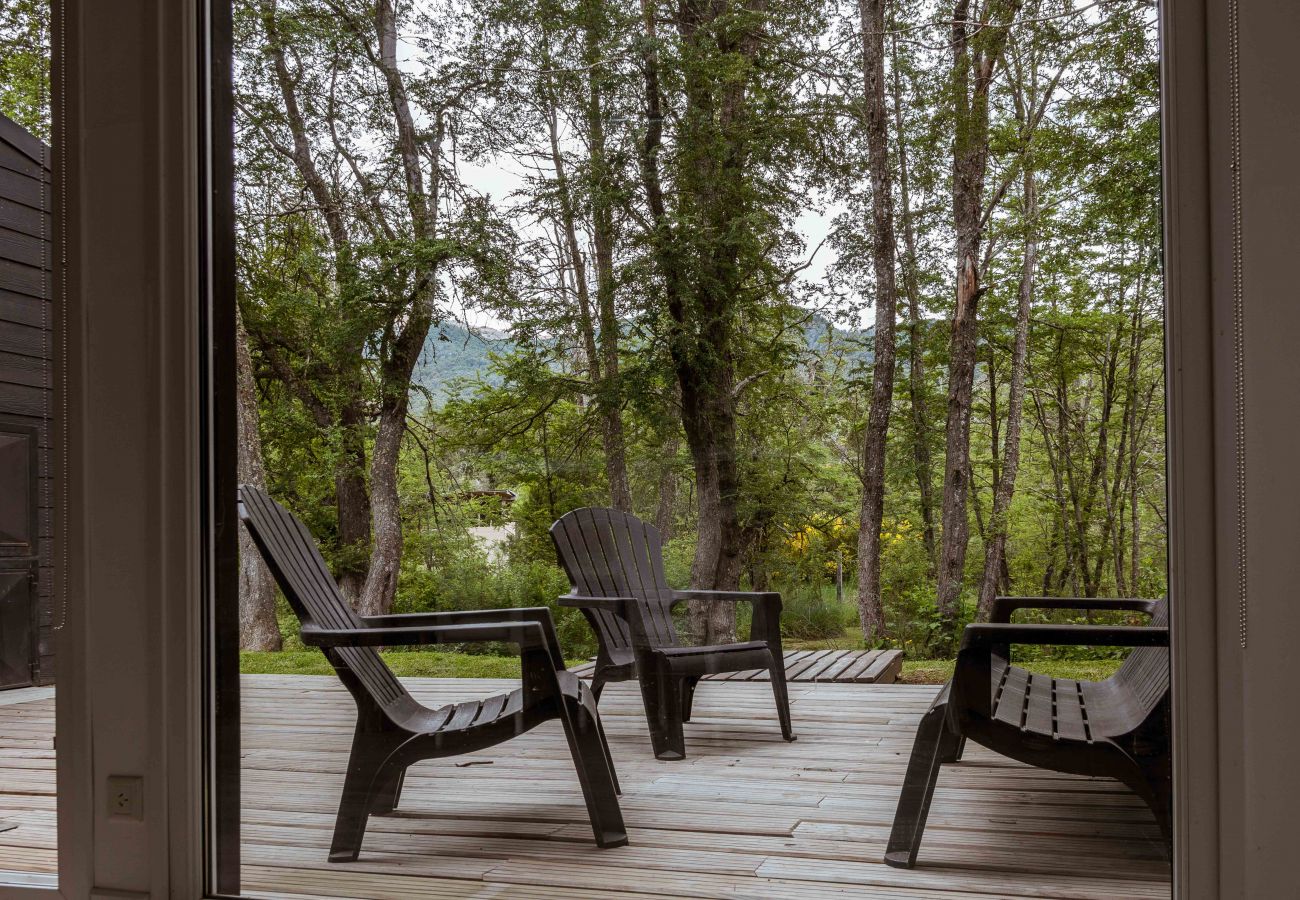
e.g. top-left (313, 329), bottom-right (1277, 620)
top-left (240, 649), bottom-right (583, 679)
top-left (233, 0), bottom-right (1166, 666)
top-left (900, 657), bottom-right (1123, 686)
top-left (778, 585), bottom-right (856, 642)
top-left (0, 0), bottom-right (49, 140)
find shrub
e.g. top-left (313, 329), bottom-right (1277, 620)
top-left (779, 584), bottom-right (855, 641)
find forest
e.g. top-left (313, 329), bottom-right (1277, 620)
top-left (0, 0), bottom-right (1166, 663)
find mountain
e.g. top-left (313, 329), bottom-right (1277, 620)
top-left (410, 314), bottom-right (875, 404)
top-left (411, 322), bottom-right (507, 403)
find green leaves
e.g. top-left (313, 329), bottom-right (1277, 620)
top-left (0, 1), bottom-right (48, 140)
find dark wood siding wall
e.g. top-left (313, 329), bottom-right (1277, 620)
top-left (0, 114), bottom-right (54, 686)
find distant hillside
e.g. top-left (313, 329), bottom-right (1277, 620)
top-left (411, 323), bottom-right (508, 404)
top-left (411, 315), bottom-right (875, 404)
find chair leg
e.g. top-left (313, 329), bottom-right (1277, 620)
top-left (681, 676), bottom-right (701, 723)
top-left (944, 735), bottom-right (967, 763)
top-left (769, 658), bottom-right (797, 742)
top-left (638, 666), bottom-right (686, 760)
top-left (592, 695), bottom-right (621, 795)
top-left (330, 727), bottom-right (397, 863)
top-left (559, 696), bottom-right (629, 848)
top-left (371, 766), bottom-right (406, 815)
top-left (884, 703), bottom-right (957, 869)
top-left (1132, 759), bottom-right (1173, 853)
top-left (591, 671), bottom-right (607, 704)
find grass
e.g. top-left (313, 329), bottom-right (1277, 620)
top-left (789, 625), bottom-right (1127, 684)
top-left (243, 647), bottom-right (1122, 686)
top-left (901, 657), bottom-right (1123, 685)
top-left (787, 626), bottom-right (864, 652)
top-left (240, 649), bottom-right (584, 679)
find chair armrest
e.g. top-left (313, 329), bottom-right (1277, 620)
top-left (961, 622), bottom-right (1169, 649)
top-left (361, 607), bottom-right (564, 667)
top-left (672, 590), bottom-right (783, 644)
top-left (301, 620), bottom-right (552, 651)
top-left (672, 589), bottom-right (782, 605)
top-left (362, 607), bottom-right (554, 628)
top-left (558, 593), bottom-right (633, 614)
top-left (989, 596), bottom-right (1161, 623)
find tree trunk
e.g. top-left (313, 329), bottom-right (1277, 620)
top-left (359, 407), bottom-right (405, 617)
top-left (854, 0), bottom-right (899, 643)
top-left (639, 0), bottom-right (766, 645)
top-left (679, 360), bottom-right (743, 645)
top-left (581, 0), bottom-right (633, 513)
top-left (235, 309), bottom-right (281, 651)
top-left (258, 0), bottom-right (372, 604)
top-left (358, 0), bottom-right (441, 617)
top-left (1128, 304), bottom-right (1145, 594)
top-left (977, 162), bottom-right (1036, 620)
top-left (537, 26), bottom-right (631, 513)
top-left (891, 37), bottom-right (937, 577)
top-left (655, 434), bottom-right (681, 539)
top-left (934, 0), bottom-right (1020, 632)
top-left (334, 413), bottom-right (371, 605)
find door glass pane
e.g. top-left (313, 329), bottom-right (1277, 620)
top-left (214, 0), bottom-right (1171, 896)
top-left (0, 0), bottom-right (57, 886)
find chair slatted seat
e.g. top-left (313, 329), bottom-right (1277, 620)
top-left (238, 486), bottom-right (626, 862)
top-left (886, 596), bottom-right (1170, 869)
top-left (550, 507), bottom-right (795, 760)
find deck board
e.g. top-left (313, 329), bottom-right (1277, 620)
top-left (0, 675), bottom-right (1170, 898)
top-left (571, 648), bottom-right (903, 683)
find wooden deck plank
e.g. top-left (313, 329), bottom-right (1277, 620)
top-left (570, 648), bottom-right (904, 684)
top-left (0, 676), bottom-right (1169, 899)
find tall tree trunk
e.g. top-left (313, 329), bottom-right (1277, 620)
top-left (655, 434), bottom-right (681, 539)
top-left (359, 0), bottom-right (441, 616)
top-left (236, 309), bottom-right (282, 651)
top-left (639, 0), bottom-right (764, 645)
top-left (258, 0), bottom-right (372, 604)
top-left (334, 412), bottom-right (371, 605)
top-left (854, 0), bottom-right (899, 643)
top-left (581, 0), bottom-right (633, 512)
top-left (679, 358), bottom-right (743, 644)
top-left (935, 0), bottom-right (1021, 631)
top-left (977, 162), bottom-right (1036, 620)
top-left (1128, 302), bottom-right (1145, 594)
top-left (538, 18), bottom-right (629, 512)
top-left (891, 37), bottom-right (937, 577)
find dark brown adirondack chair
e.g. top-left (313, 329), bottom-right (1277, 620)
top-left (550, 507), bottom-right (795, 760)
top-left (885, 596), bottom-right (1170, 869)
top-left (238, 486), bottom-right (627, 862)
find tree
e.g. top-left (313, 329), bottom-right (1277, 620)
top-left (934, 0), bottom-right (1022, 634)
top-left (0, 0), bottom-right (49, 140)
top-left (229, 0), bottom-right (1169, 660)
top-left (236, 0), bottom-right (507, 616)
top-left (236, 307), bottom-right (282, 650)
top-left (503, 0), bottom-right (636, 512)
top-left (853, 0), bottom-right (899, 643)
top-left (637, 0), bottom-right (827, 643)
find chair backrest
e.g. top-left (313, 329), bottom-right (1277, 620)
top-left (550, 507), bottom-right (679, 652)
top-left (237, 485), bottom-right (408, 709)
top-left (1111, 596), bottom-right (1171, 719)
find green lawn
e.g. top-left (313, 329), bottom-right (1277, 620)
top-left (240, 649), bottom-right (583, 679)
top-left (788, 626), bottom-right (1126, 684)
top-left (899, 658), bottom-right (1122, 685)
top-left (242, 648), bottom-right (1122, 685)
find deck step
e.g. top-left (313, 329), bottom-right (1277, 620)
top-left (571, 649), bottom-right (903, 684)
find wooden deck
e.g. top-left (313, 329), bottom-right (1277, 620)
top-left (571, 648), bottom-right (904, 684)
top-left (0, 675), bottom-right (1170, 898)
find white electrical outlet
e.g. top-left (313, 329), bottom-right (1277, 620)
top-left (106, 775), bottom-right (143, 821)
